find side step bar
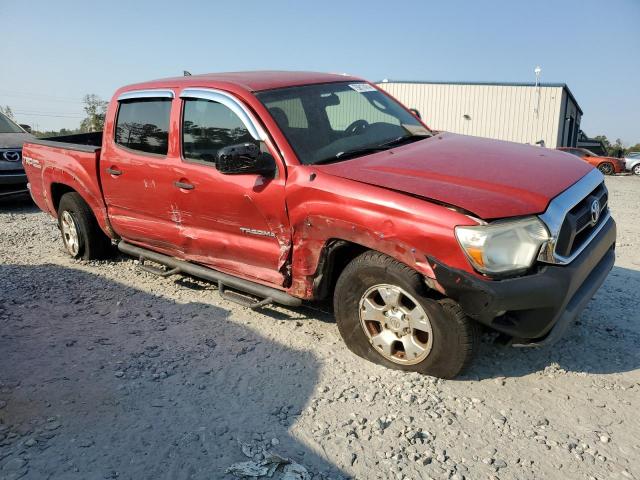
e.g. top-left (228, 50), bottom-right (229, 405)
top-left (117, 241), bottom-right (302, 309)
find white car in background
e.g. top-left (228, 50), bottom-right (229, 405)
top-left (624, 152), bottom-right (640, 176)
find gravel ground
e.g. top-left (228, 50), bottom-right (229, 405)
top-left (0, 176), bottom-right (638, 480)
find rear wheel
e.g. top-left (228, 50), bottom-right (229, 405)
top-left (598, 162), bottom-right (614, 175)
top-left (57, 192), bottom-right (111, 260)
top-left (633, 164), bottom-right (640, 176)
top-left (333, 251), bottom-right (478, 379)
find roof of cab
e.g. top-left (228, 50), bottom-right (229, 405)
top-left (120, 71), bottom-right (363, 93)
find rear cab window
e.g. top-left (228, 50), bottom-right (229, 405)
top-left (115, 99), bottom-right (172, 155)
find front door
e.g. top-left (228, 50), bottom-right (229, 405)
top-left (170, 90), bottom-right (291, 286)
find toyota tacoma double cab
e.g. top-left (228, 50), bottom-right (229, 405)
top-left (22, 71), bottom-right (616, 378)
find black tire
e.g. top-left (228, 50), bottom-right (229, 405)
top-left (598, 162), bottom-right (614, 175)
top-left (57, 192), bottom-right (111, 260)
top-left (333, 251), bottom-right (478, 379)
top-left (633, 164), bottom-right (640, 176)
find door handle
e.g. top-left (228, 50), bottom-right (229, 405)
top-left (106, 167), bottom-right (123, 176)
top-left (174, 181), bottom-right (195, 190)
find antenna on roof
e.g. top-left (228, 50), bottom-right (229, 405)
top-left (534, 66), bottom-right (542, 116)
top-left (183, 70), bottom-right (192, 76)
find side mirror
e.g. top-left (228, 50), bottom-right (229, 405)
top-left (216, 143), bottom-right (276, 177)
top-left (20, 124), bottom-right (32, 133)
top-left (409, 108), bottom-right (421, 119)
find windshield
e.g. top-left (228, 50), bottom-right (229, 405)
top-left (0, 112), bottom-right (25, 134)
top-left (256, 82), bottom-right (430, 165)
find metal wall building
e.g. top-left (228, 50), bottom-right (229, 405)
top-left (376, 81), bottom-right (583, 148)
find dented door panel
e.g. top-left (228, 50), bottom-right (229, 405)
top-left (100, 148), bottom-right (182, 252)
top-left (170, 160), bottom-right (290, 286)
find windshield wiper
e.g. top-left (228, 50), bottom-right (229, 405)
top-left (378, 133), bottom-right (432, 149)
top-left (313, 145), bottom-right (388, 165)
top-left (313, 133), bottom-right (432, 166)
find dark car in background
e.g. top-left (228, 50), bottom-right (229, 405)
top-left (0, 111), bottom-right (34, 198)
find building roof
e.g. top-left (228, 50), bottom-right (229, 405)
top-left (378, 79), bottom-right (583, 115)
top-left (122, 71), bottom-right (362, 94)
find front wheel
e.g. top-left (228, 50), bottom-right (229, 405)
top-left (57, 192), bottom-right (112, 260)
top-left (333, 251), bottom-right (478, 379)
top-left (633, 164), bottom-right (640, 176)
top-left (598, 162), bottom-right (614, 175)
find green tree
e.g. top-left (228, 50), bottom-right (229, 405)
top-left (626, 143), bottom-right (640, 153)
top-left (594, 135), bottom-right (611, 153)
top-left (593, 135), bottom-right (628, 157)
top-left (610, 138), bottom-right (626, 157)
top-left (0, 105), bottom-right (14, 119)
top-left (80, 94), bottom-right (108, 132)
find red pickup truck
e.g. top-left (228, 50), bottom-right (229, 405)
top-left (22, 71), bottom-right (616, 378)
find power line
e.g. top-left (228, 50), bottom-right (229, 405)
top-left (0, 89), bottom-right (86, 103)
top-left (12, 109), bottom-right (84, 116)
top-left (13, 112), bottom-right (84, 118)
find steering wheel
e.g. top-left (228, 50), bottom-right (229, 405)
top-left (345, 119), bottom-right (369, 135)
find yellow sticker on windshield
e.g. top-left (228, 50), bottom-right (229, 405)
top-left (349, 83), bottom-right (377, 93)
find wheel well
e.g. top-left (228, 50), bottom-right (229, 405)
top-left (50, 183), bottom-right (77, 213)
top-left (312, 240), bottom-right (368, 301)
top-left (312, 240), bottom-right (444, 303)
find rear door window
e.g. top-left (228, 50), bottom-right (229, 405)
top-left (115, 99), bottom-right (172, 155)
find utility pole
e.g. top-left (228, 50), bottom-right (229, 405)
top-left (534, 66), bottom-right (542, 116)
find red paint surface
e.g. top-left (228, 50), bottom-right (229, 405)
top-left (317, 133), bottom-right (593, 219)
top-left (23, 72), bottom-right (595, 299)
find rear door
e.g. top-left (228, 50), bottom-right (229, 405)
top-left (171, 88), bottom-right (291, 286)
top-left (100, 90), bottom-right (181, 253)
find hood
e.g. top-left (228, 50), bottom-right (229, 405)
top-left (315, 133), bottom-right (593, 219)
top-left (0, 132), bottom-right (34, 149)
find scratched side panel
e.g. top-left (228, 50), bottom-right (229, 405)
top-left (284, 165), bottom-right (478, 299)
top-left (22, 143), bottom-right (113, 237)
top-left (100, 152), bottom-right (182, 251)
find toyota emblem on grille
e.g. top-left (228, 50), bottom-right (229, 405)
top-left (3, 151), bottom-right (21, 162)
top-left (590, 199), bottom-right (601, 225)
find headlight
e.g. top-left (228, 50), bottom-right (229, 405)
top-left (455, 217), bottom-right (550, 275)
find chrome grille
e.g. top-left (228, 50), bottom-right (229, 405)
top-left (554, 184), bottom-right (608, 257)
top-left (537, 169), bottom-right (610, 265)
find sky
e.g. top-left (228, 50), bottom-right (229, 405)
top-left (1, 0), bottom-right (638, 143)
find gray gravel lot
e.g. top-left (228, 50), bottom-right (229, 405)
top-left (0, 176), bottom-right (638, 480)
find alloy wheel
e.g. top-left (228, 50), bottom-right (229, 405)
top-left (358, 284), bottom-right (433, 365)
top-left (598, 163), bottom-right (614, 175)
top-left (61, 210), bottom-right (80, 256)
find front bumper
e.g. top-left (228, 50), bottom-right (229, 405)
top-left (430, 216), bottom-right (616, 345)
top-left (0, 172), bottom-right (28, 197)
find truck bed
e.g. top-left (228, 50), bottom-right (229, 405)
top-left (34, 131), bottom-right (103, 151)
top-left (22, 133), bottom-right (107, 226)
